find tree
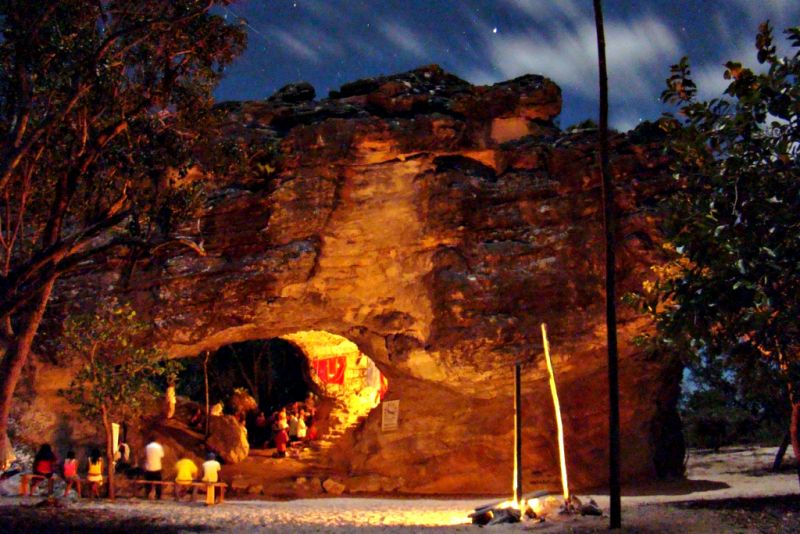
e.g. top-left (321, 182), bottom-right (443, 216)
top-left (0, 1), bottom-right (246, 460)
top-left (59, 302), bottom-right (182, 499)
top-left (592, 0), bottom-right (621, 528)
top-left (637, 23), bottom-right (800, 482)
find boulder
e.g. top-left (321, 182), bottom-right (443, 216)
top-left (347, 474), bottom-right (401, 493)
top-left (269, 81), bottom-right (316, 103)
top-left (247, 484), bottom-right (263, 495)
top-left (207, 415), bottom-right (249, 464)
top-left (322, 478), bottom-right (346, 495)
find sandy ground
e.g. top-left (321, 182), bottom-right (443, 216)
top-left (1, 446), bottom-right (798, 533)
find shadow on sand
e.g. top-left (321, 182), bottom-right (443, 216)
top-left (586, 478), bottom-right (731, 497)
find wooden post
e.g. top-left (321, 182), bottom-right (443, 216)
top-left (542, 323), bottom-right (569, 503)
top-left (513, 362), bottom-right (522, 504)
top-left (204, 351), bottom-right (210, 442)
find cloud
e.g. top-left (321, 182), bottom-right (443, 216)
top-left (378, 22), bottom-right (427, 60)
top-left (484, 15), bottom-right (680, 102)
top-left (501, 0), bottom-right (587, 25)
top-left (732, 0), bottom-right (799, 22)
top-left (271, 28), bottom-right (321, 62)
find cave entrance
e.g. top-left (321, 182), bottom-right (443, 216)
top-left (182, 330), bottom-right (387, 450)
top-left (281, 330), bottom-right (388, 441)
top-left (202, 338), bottom-right (318, 418)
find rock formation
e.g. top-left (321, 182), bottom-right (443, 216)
top-left (17, 65), bottom-right (682, 494)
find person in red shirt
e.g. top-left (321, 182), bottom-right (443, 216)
top-left (62, 450), bottom-right (81, 497)
top-left (273, 423), bottom-right (289, 458)
top-left (32, 443), bottom-right (57, 496)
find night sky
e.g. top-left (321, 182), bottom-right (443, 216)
top-left (215, 0), bottom-right (799, 130)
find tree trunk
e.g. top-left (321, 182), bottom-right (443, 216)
top-left (102, 405), bottom-right (116, 500)
top-left (791, 401), bottom-right (800, 487)
top-left (0, 276), bottom-right (56, 454)
top-left (204, 351), bottom-right (210, 442)
top-left (772, 433), bottom-right (790, 472)
top-left (592, 0), bottom-right (621, 528)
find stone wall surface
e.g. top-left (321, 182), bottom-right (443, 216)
top-left (18, 65), bottom-right (682, 493)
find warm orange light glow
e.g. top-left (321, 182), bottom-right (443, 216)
top-left (541, 323), bottom-right (570, 502)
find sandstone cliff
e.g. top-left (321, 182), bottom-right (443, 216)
top-left (19, 65), bottom-right (682, 494)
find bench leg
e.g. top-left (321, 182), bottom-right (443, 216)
top-left (219, 486), bottom-right (225, 503)
top-left (20, 477), bottom-right (28, 496)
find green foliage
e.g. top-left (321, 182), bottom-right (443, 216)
top-left (59, 302), bottom-right (181, 422)
top-left (633, 22), bottom-right (800, 445)
top-left (0, 0), bottom-right (247, 324)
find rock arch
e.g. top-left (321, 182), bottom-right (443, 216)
top-left (20, 66), bottom-right (685, 493)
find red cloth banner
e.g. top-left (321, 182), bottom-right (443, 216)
top-left (313, 356), bottom-right (346, 385)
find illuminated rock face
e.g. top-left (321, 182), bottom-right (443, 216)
top-left (35, 66), bottom-right (681, 493)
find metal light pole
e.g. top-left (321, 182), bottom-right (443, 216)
top-left (513, 362), bottom-right (523, 505)
top-left (593, 0), bottom-right (622, 528)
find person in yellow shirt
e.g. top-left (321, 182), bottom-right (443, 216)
top-left (174, 457), bottom-right (198, 500)
top-left (87, 448), bottom-right (103, 498)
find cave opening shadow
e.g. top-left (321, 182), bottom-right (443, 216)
top-left (181, 338), bottom-right (321, 445)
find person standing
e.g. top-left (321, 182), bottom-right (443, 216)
top-left (287, 410), bottom-right (299, 442)
top-left (273, 423), bottom-right (289, 458)
top-left (144, 437), bottom-right (165, 499)
top-left (296, 409), bottom-right (308, 441)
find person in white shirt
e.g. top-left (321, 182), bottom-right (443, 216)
top-left (144, 438), bottom-right (165, 499)
top-left (201, 453), bottom-right (221, 483)
top-left (296, 410), bottom-right (307, 440)
top-left (202, 452), bottom-right (223, 503)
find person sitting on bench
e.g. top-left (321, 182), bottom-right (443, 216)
top-left (86, 448), bottom-right (104, 498)
top-left (32, 443), bottom-right (57, 496)
top-left (174, 457), bottom-right (198, 500)
top-left (201, 453), bottom-right (222, 502)
top-left (62, 450), bottom-right (81, 497)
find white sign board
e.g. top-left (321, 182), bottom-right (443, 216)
top-left (381, 400), bottom-right (400, 432)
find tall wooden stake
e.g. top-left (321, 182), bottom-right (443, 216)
top-left (513, 362), bottom-right (522, 504)
top-left (204, 351), bottom-right (210, 442)
top-left (541, 323), bottom-right (570, 502)
top-left (593, 0), bottom-right (622, 528)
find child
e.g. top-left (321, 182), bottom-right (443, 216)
top-left (87, 448), bottom-right (103, 498)
top-left (63, 451), bottom-right (81, 497)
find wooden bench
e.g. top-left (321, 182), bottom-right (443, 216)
top-left (189, 481), bottom-right (227, 505)
top-left (19, 474), bottom-right (50, 496)
top-left (131, 479), bottom-right (226, 505)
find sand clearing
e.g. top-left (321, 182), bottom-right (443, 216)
top-left (1, 446), bottom-right (798, 533)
